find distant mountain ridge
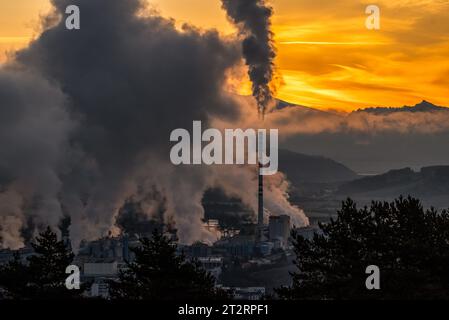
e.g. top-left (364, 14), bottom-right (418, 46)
top-left (279, 149), bottom-right (358, 184)
top-left (271, 98), bottom-right (448, 115)
top-left (246, 96), bottom-right (448, 116)
top-left (338, 165), bottom-right (449, 197)
top-left (353, 100), bottom-right (449, 115)
top-left (273, 99), bottom-right (332, 115)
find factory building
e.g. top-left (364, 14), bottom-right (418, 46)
top-left (268, 215), bottom-right (291, 248)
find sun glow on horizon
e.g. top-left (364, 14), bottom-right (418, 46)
top-left (1, 0), bottom-right (448, 111)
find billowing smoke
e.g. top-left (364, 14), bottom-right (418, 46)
top-left (0, 0), bottom-right (308, 249)
top-left (221, 0), bottom-right (276, 116)
top-left (14, 0), bottom-right (242, 246)
top-left (0, 67), bottom-right (72, 249)
top-left (115, 187), bottom-right (167, 236)
top-left (210, 166), bottom-right (308, 228)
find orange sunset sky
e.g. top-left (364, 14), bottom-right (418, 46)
top-left (0, 0), bottom-right (448, 111)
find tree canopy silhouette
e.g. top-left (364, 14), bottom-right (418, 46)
top-left (108, 229), bottom-right (229, 300)
top-left (0, 226), bottom-right (86, 299)
top-left (277, 196), bottom-right (449, 300)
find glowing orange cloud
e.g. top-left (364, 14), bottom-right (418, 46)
top-left (1, 0), bottom-right (448, 111)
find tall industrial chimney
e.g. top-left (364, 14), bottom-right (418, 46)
top-left (258, 162), bottom-right (264, 228)
top-left (257, 131), bottom-right (265, 241)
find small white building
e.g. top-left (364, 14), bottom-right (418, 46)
top-left (269, 215), bottom-right (291, 248)
top-left (197, 256), bottom-right (223, 280)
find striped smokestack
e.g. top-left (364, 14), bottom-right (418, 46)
top-left (257, 131), bottom-right (264, 241)
top-left (258, 162), bottom-right (264, 227)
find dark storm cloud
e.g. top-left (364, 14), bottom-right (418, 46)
top-left (221, 0), bottom-right (276, 115)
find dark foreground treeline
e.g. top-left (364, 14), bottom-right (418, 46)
top-left (1, 196), bottom-right (449, 300)
top-left (0, 227), bottom-right (227, 300)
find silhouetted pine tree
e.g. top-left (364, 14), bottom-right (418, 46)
top-left (276, 196), bottom-right (449, 300)
top-left (0, 253), bottom-right (30, 299)
top-left (0, 227), bottom-right (86, 299)
top-left (109, 229), bottom-right (229, 300)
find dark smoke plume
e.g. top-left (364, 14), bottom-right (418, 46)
top-left (221, 0), bottom-right (277, 116)
top-left (0, 0), bottom-right (308, 249)
top-left (1, 0), bottom-right (242, 246)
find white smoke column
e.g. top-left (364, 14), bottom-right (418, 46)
top-left (211, 165), bottom-right (309, 228)
top-left (0, 68), bottom-right (72, 249)
top-left (120, 159), bottom-right (225, 244)
top-left (263, 172), bottom-right (309, 227)
top-left (0, 190), bottom-right (24, 249)
top-left (221, 0), bottom-right (277, 116)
